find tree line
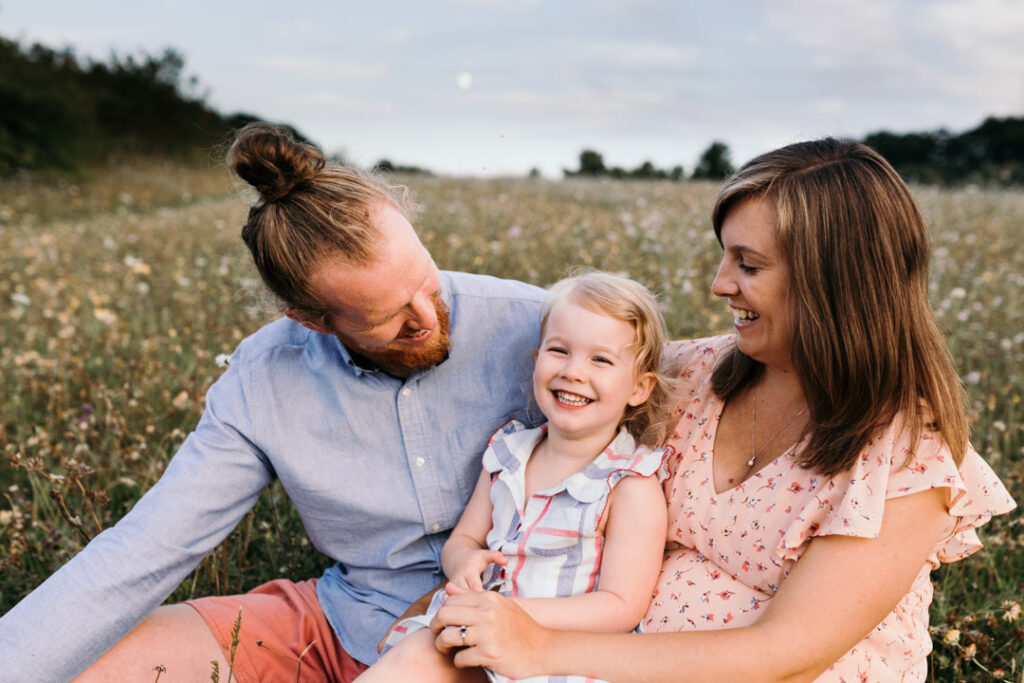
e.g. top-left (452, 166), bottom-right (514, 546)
top-left (567, 119), bottom-right (1024, 186)
top-left (1, 35), bottom-right (1021, 185)
top-left (0, 37), bottom-right (244, 174)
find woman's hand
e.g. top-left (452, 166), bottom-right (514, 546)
top-left (429, 583), bottom-right (553, 679)
top-left (446, 550), bottom-right (507, 592)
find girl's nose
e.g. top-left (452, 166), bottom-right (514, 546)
top-left (560, 355), bottom-right (586, 382)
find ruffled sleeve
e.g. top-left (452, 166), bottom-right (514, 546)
top-left (562, 429), bottom-right (670, 503)
top-left (778, 419), bottom-right (1016, 568)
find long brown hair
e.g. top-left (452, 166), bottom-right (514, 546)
top-left (227, 123), bottom-right (409, 312)
top-left (710, 138), bottom-right (968, 476)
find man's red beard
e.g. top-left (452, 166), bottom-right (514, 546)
top-left (352, 293), bottom-right (452, 377)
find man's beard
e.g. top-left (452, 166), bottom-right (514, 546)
top-left (350, 294), bottom-right (452, 377)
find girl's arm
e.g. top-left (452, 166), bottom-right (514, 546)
top-left (442, 468), bottom-right (506, 591)
top-left (432, 486), bottom-right (953, 682)
top-left (506, 474), bottom-right (667, 632)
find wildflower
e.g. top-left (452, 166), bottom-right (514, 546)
top-left (942, 629), bottom-right (961, 645)
top-left (215, 353), bottom-right (231, 368)
top-left (950, 287), bottom-right (967, 299)
top-left (992, 421), bottom-right (1007, 432)
top-left (94, 308), bottom-right (118, 325)
top-left (962, 642), bottom-right (977, 659)
top-left (123, 255), bottom-right (151, 275)
top-left (171, 391), bottom-right (190, 410)
top-left (11, 293), bottom-right (30, 306)
top-left (965, 371), bottom-right (981, 385)
top-left (1002, 600), bottom-right (1021, 622)
top-left (0, 510), bottom-right (12, 525)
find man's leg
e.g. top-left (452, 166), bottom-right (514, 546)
top-left (74, 603), bottom-right (229, 682)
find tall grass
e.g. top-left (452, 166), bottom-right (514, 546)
top-left (0, 163), bottom-right (1020, 680)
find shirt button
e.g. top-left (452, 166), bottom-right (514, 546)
top-left (401, 388), bottom-right (412, 397)
top-left (415, 457), bottom-right (426, 467)
top-left (431, 523), bottom-right (441, 532)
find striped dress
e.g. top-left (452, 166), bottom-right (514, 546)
top-left (385, 420), bottom-right (667, 683)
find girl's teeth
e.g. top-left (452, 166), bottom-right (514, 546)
top-left (556, 391), bottom-right (592, 406)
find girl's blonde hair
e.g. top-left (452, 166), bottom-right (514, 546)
top-left (541, 271), bottom-right (675, 447)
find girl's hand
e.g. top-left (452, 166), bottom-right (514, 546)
top-left (430, 587), bottom-right (552, 679)
top-left (447, 549), bottom-right (507, 591)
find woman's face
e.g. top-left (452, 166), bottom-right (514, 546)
top-left (711, 197), bottom-right (795, 371)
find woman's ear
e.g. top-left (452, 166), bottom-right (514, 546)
top-left (285, 308), bottom-right (331, 335)
top-left (628, 372), bottom-right (656, 407)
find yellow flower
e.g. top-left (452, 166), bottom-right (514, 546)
top-left (1002, 601), bottom-right (1021, 622)
top-left (942, 629), bottom-right (961, 645)
top-left (962, 643), bottom-right (977, 659)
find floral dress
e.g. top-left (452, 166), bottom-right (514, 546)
top-left (387, 420), bottom-right (668, 683)
top-left (642, 336), bottom-right (1016, 682)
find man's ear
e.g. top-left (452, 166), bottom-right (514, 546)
top-left (285, 308), bottom-right (331, 335)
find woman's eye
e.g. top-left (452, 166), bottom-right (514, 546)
top-left (739, 262), bottom-right (758, 274)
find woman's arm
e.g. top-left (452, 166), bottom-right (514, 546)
top-left (442, 468), bottom-right (506, 591)
top-left (433, 487), bottom-right (953, 682)
top-left (509, 474), bottom-right (667, 632)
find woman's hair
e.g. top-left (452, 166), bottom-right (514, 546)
top-left (710, 137), bottom-right (968, 476)
top-left (541, 271), bottom-right (676, 447)
top-left (227, 122), bottom-right (410, 312)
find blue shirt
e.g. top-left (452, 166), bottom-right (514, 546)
top-left (0, 271), bottom-right (545, 681)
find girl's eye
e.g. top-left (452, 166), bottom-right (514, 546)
top-left (547, 346), bottom-right (567, 355)
top-left (593, 356), bottom-right (612, 365)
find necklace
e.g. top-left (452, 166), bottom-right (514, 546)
top-left (747, 392), bottom-right (808, 468)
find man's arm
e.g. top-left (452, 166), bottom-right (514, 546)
top-left (0, 362), bottom-right (273, 682)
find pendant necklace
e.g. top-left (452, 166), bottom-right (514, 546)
top-left (747, 392), bottom-right (808, 468)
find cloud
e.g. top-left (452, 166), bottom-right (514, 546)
top-left (246, 56), bottom-right (388, 79)
top-left (813, 99), bottom-right (847, 114)
top-left (766, 0), bottom-right (901, 67)
top-left (287, 91), bottom-right (395, 116)
top-left (569, 39), bottom-right (699, 69)
top-left (388, 27), bottom-right (412, 45)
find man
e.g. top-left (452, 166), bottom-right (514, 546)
top-left (0, 125), bottom-right (544, 682)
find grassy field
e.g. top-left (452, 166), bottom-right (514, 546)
top-left (1, 161), bottom-right (1021, 680)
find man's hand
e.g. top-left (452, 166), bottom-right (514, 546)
top-left (376, 582), bottom-right (445, 653)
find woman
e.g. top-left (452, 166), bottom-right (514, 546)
top-left (428, 138), bottom-right (1016, 681)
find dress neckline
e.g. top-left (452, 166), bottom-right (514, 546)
top-left (707, 393), bottom-right (806, 496)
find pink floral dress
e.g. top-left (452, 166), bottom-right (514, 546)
top-left (642, 336), bottom-right (1016, 682)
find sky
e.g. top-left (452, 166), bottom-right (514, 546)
top-left (2, 0), bottom-right (1022, 176)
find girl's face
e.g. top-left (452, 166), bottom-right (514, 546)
top-left (712, 197), bottom-right (795, 371)
top-left (533, 300), bottom-right (654, 444)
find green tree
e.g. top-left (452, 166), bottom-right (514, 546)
top-left (564, 149), bottom-right (607, 177)
top-left (691, 141), bottom-right (734, 180)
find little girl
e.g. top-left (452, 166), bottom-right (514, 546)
top-left (358, 271), bottom-right (675, 683)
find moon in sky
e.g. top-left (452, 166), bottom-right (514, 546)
top-left (456, 71), bottom-right (473, 90)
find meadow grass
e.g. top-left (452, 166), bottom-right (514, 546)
top-left (1, 162), bottom-right (1021, 680)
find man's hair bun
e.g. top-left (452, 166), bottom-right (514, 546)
top-left (228, 123), bottom-right (326, 202)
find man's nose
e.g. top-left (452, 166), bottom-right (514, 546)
top-left (406, 291), bottom-right (438, 330)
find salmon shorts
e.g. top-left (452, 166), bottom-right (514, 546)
top-left (187, 578), bottom-right (369, 683)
